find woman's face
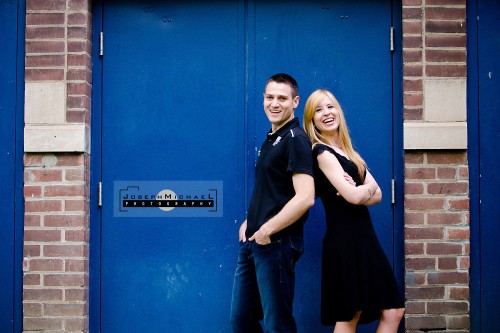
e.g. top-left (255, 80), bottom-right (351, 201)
top-left (313, 95), bottom-right (340, 135)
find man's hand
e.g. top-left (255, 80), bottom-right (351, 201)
top-left (249, 224), bottom-right (271, 245)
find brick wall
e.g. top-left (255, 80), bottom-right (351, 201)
top-left (403, 0), bottom-right (470, 331)
top-left (23, 0), bottom-right (92, 332)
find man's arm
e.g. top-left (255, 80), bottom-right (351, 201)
top-left (249, 173), bottom-right (315, 245)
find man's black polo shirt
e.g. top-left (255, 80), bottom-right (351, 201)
top-left (246, 117), bottom-right (313, 240)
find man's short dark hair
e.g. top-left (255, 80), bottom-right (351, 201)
top-left (266, 73), bottom-right (299, 98)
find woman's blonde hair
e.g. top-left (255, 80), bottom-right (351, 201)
top-left (303, 89), bottom-right (366, 182)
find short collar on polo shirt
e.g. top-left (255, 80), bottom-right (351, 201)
top-left (267, 118), bottom-right (300, 141)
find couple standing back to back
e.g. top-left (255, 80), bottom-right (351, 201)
top-left (230, 73), bottom-right (404, 333)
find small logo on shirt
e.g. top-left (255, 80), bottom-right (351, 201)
top-left (273, 136), bottom-right (282, 146)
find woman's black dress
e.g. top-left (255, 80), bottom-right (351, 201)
top-left (313, 144), bottom-right (403, 325)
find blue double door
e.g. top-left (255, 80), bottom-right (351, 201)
top-left (95, 1), bottom-right (398, 332)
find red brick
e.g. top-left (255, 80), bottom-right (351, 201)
top-left (404, 64), bottom-right (423, 77)
top-left (404, 79), bottom-right (423, 92)
top-left (459, 256), bottom-right (470, 270)
top-left (25, 68), bottom-right (65, 81)
top-left (24, 155), bottom-right (44, 167)
top-left (24, 245), bottom-right (41, 257)
top-left (29, 259), bottom-right (64, 272)
top-left (65, 259), bottom-right (89, 272)
top-left (426, 49), bottom-right (467, 63)
top-left (23, 317), bottom-right (63, 331)
top-left (67, 110), bottom-right (88, 123)
top-left (24, 186), bottom-right (42, 198)
top-left (67, 95), bottom-right (91, 109)
top-left (428, 271), bottom-right (469, 284)
top-left (24, 230), bottom-right (62, 242)
top-left (44, 185), bottom-right (85, 197)
top-left (406, 257), bottom-right (436, 270)
top-left (43, 244), bottom-right (88, 257)
top-left (425, 7), bottom-right (466, 20)
top-left (406, 271), bottom-right (426, 285)
top-left (437, 257), bottom-right (457, 270)
top-left (25, 200), bottom-right (62, 213)
top-left (405, 315), bottom-right (446, 330)
top-left (405, 301), bottom-right (426, 314)
top-left (68, 0), bottom-right (90, 11)
top-left (404, 108), bottom-right (423, 121)
top-left (68, 12), bottom-right (91, 26)
top-left (44, 303), bottom-right (88, 316)
top-left (64, 317), bottom-right (89, 331)
top-left (403, 20), bottom-right (423, 34)
top-left (405, 183), bottom-right (424, 195)
top-left (405, 242), bottom-right (425, 255)
top-left (447, 228), bottom-right (469, 240)
top-left (427, 212), bottom-right (463, 225)
top-left (403, 35), bottom-right (423, 48)
top-left (67, 26), bottom-right (89, 39)
top-left (405, 227), bottom-right (444, 240)
top-left (449, 287), bottom-right (469, 300)
top-left (403, 7), bottom-right (423, 19)
top-left (404, 94), bottom-right (423, 107)
top-left (67, 82), bottom-right (91, 95)
top-left (65, 230), bottom-right (89, 242)
top-left (427, 182), bottom-right (468, 195)
top-left (425, 21), bottom-right (467, 34)
top-left (427, 242), bottom-right (463, 255)
top-left (405, 197), bottom-right (445, 210)
top-left (403, 0), bottom-right (422, 5)
top-left (405, 152), bottom-right (425, 164)
top-left (437, 167), bottom-right (456, 179)
top-left (23, 289), bottom-right (63, 301)
top-left (67, 54), bottom-right (91, 67)
top-left (427, 301), bottom-right (469, 314)
top-left (25, 54), bottom-right (66, 68)
top-left (44, 273), bottom-right (88, 287)
top-left (426, 34), bottom-right (466, 48)
top-left (55, 154), bottom-right (85, 166)
top-left (405, 167), bottom-right (436, 179)
top-left (65, 288), bottom-right (88, 302)
top-left (406, 286), bottom-right (445, 299)
top-left (26, 41), bottom-right (65, 54)
top-left (27, 0), bottom-right (66, 11)
top-left (405, 212), bottom-right (425, 225)
top-left (448, 198), bottom-right (469, 210)
top-left (403, 49), bottom-right (423, 63)
top-left (67, 68), bottom-right (90, 81)
top-left (45, 215), bottom-right (87, 228)
top-left (23, 303), bottom-right (42, 316)
top-left (426, 64), bottom-right (467, 77)
top-left (25, 26), bottom-right (65, 39)
top-left (26, 13), bottom-right (65, 26)
top-left (65, 199), bottom-right (88, 211)
top-left (448, 314), bottom-right (470, 329)
top-left (27, 169), bottom-right (63, 182)
top-left (25, 215), bottom-right (41, 227)
top-left (427, 152), bottom-right (467, 164)
top-left (24, 273), bottom-right (41, 285)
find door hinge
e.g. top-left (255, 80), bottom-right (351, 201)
top-left (99, 32), bottom-right (104, 56)
top-left (390, 27), bottom-right (394, 52)
top-left (391, 179), bottom-right (395, 204)
top-left (98, 181), bottom-right (103, 207)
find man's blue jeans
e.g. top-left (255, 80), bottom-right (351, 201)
top-left (230, 235), bottom-right (304, 333)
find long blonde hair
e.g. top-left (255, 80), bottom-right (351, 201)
top-left (303, 89), bottom-right (366, 182)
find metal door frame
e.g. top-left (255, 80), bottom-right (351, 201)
top-left (0, 0), bottom-right (25, 331)
top-left (89, 1), bottom-right (405, 331)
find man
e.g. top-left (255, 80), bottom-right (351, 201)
top-left (230, 73), bottom-right (315, 332)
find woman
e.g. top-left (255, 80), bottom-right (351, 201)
top-left (303, 89), bottom-right (404, 333)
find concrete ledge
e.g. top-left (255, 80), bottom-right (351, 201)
top-left (404, 122), bottom-right (467, 150)
top-left (24, 124), bottom-right (89, 153)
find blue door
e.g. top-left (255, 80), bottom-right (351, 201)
top-left (0, 0), bottom-right (23, 332)
top-left (94, 1), bottom-right (398, 332)
top-left (470, 0), bottom-right (500, 331)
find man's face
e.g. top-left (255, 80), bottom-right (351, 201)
top-left (263, 81), bottom-right (299, 132)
